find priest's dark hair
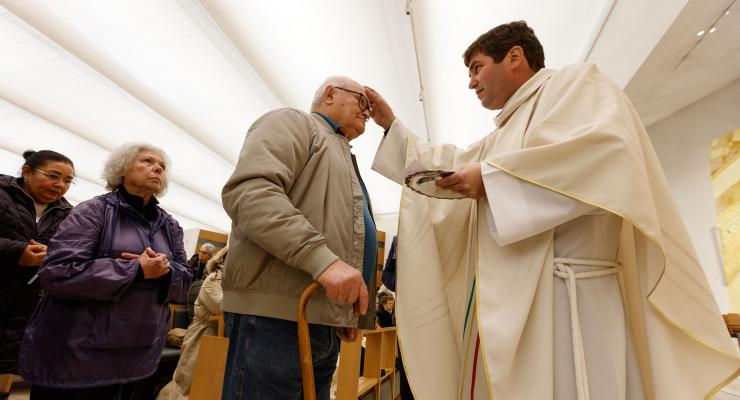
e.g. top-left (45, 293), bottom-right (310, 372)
top-left (463, 20), bottom-right (545, 72)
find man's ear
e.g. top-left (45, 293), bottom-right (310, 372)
top-left (324, 86), bottom-right (335, 105)
top-left (508, 46), bottom-right (525, 69)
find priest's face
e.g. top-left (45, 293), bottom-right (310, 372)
top-left (467, 51), bottom-right (518, 110)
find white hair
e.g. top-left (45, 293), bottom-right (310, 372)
top-left (205, 245), bottom-right (228, 274)
top-left (103, 142), bottom-right (170, 197)
top-left (310, 76), bottom-right (356, 110)
top-left (200, 242), bottom-right (216, 255)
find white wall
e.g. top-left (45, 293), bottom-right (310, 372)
top-left (646, 77), bottom-right (740, 312)
top-left (182, 228), bottom-right (200, 260)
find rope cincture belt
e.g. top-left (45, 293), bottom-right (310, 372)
top-left (553, 257), bottom-right (619, 400)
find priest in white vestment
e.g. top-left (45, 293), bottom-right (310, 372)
top-left (365, 21), bottom-right (739, 400)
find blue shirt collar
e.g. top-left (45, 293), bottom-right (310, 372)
top-left (313, 112), bottom-right (343, 136)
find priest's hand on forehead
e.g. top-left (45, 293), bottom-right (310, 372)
top-left (364, 86), bottom-right (395, 131)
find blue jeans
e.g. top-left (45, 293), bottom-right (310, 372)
top-left (221, 313), bottom-right (339, 400)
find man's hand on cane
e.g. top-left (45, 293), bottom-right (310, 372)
top-left (317, 259), bottom-right (368, 342)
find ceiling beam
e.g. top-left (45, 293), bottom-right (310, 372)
top-left (579, 0), bottom-right (618, 61)
top-left (177, 0), bottom-right (282, 110)
top-left (0, 1), bottom-right (236, 168)
top-left (0, 87), bottom-right (218, 203)
top-left (387, 0), bottom-right (430, 140)
top-left (0, 97), bottom-right (224, 231)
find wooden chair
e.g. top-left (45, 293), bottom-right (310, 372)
top-left (298, 282), bottom-right (399, 400)
top-left (334, 327), bottom-right (398, 400)
top-left (0, 374), bottom-right (13, 395)
top-left (208, 314), bottom-right (225, 337)
top-left (189, 314), bottom-right (228, 400)
top-left (724, 313), bottom-right (740, 339)
top-left (168, 303), bottom-right (187, 330)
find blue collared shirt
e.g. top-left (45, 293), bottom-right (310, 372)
top-left (313, 112), bottom-right (377, 288)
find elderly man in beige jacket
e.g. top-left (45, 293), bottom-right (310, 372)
top-left (220, 76), bottom-right (378, 400)
top-left (366, 20), bottom-right (739, 400)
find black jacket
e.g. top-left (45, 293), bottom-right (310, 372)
top-left (382, 236), bottom-right (397, 291)
top-left (0, 174), bottom-right (72, 373)
top-left (376, 307), bottom-right (395, 328)
top-left (187, 254), bottom-right (206, 281)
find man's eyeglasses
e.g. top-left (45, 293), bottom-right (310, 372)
top-left (334, 87), bottom-right (371, 113)
top-left (33, 169), bottom-right (76, 186)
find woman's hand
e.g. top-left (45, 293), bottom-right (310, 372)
top-left (18, 239), bottom-right (47, 267)
top-left (119, 247), bottom-right (170, 279)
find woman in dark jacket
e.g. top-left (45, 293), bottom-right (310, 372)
top-left (0, 150), bottom-right (74, 380)
top-left (18, 143), bottom-right (192, 400)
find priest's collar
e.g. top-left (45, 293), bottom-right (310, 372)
top-left (495, 68), bottom-right (553, 128)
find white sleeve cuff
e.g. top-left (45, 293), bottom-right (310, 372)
top-left (481, 163), bottom-right (597, 246)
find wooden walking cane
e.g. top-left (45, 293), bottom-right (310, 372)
top-left (297, 282), bottom-right (322, 400)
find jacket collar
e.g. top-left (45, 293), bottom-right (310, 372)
top-left (117, 185), bottom-right (159, 220)
top-left (312, 112), bottom-right (353, 148)
top-left (104, 189), bottom-right (163, 225)
top-left (313, 112), bottom-right (343, 136)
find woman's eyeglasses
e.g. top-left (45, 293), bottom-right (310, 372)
top-left (33, 169), bottom-right (76, 186)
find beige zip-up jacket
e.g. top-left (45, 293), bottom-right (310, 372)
top-left (221, 109), bottom-right (366, 327)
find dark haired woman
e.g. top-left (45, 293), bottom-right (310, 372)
top-left (0, 150), bottom-right (75, 385)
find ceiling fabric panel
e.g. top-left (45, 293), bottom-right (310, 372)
top-left (0, 98), bottom-right (230, 232)
top-left (0, 1), bottom-right (242, 203)
top-left (2, 0), bottom-right (275, 165)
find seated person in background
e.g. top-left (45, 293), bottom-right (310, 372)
top-left (188, 243), bottom-right (215, 281)
top-left (376, 295), bottom-right (395, 328)
top-left (19, 142), bottom-right (192, 400)
top-left (185, 245), bottom-right (214, 321)
top-left (157, 246), bottom-right (227, 400)
top-left (186, 278), bottom-right (203, 323)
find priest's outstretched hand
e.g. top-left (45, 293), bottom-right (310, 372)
top-left (436, 163), bottom-right (486, 199)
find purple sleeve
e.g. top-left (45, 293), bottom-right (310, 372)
top-left (159, 219), bottom-right (192, 303)
top-left (38, 201), bottom-right (139, 302)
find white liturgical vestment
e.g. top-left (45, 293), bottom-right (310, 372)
top-left (372, 63), bottom-right (739, 400)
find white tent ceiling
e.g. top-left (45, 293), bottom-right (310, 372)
top-left (1, 0), bottom-right (737, 233)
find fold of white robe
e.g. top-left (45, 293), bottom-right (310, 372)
top-left (373, 63), bottom-right (739, 400)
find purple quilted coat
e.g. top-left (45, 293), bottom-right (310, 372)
top-left (18, 191), bottom-right (192, 388)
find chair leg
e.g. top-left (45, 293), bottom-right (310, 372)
top-left (0, 374), bottom-right (14, 394)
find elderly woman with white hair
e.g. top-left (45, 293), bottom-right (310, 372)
top-left (18, 143), bottom-right (192, 400)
